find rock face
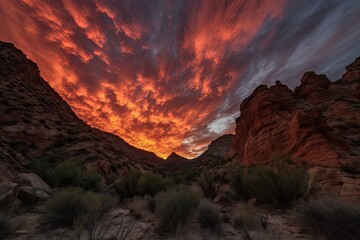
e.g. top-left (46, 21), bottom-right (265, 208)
top-left (0, 41), bottom-right (167, 179)
top-left (233, 57), bottom-right (360, 202)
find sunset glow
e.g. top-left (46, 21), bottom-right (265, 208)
top-left (1, 0), bottom-right (360, 158)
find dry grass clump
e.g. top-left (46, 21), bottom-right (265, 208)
top-left (197, 199), bottom-right (223, 235)
top-left (46, 188), bottom-right (114, 228)
top-left (296, 197), bottom-right (360, 240)
top-left (197, 173), bottom-right (219, 200)
top-left (156, 186), bottom-right (199, 235)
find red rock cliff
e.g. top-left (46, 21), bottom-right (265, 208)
top-left (234, 58), bottom-right (360, 203)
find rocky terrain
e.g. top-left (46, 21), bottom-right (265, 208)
top-left (233, 58), bottom-right (360, 203)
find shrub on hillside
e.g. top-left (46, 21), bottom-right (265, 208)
top-left (0, 213), bottom-right (12, 240)
top-left (53, 161), bottom-right (84, 187)
top-left (296, 198), bottom-right (360, 240)
top-left (228, 166), bottom-right (251, 201)
top-left (45, 188), bottom-right (112, 228)
top-left (137, 172), bottom-right (166, 196)
top-left (197, 199), bottom-right (222, 235)
top-left (115, 169), bottom-right (141, 200)
top-left (233, 204), bottom-right (261, 231)
top-left (82, 172), bottom-right (101, 191)
top-left (197, 173), bottom-right (219, 200)
top-left (156, 186), bottom-right (199, 234)
top-left (169, 171), bottom-right (199, 185)
top-left (249, 165), bottom-right (308, 208)
top-left (53, 161), bottom-right (100, 191)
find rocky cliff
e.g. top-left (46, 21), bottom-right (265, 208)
top-left (0, 41), bottom-right (166, 180)
top-left (233, 57), bottom-right (360, 202)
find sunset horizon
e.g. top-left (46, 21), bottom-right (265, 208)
top-left (1, 0), bottom-right (360, 158)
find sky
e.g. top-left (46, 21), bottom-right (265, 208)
top-left (1, 0), bottom-right (360, 158)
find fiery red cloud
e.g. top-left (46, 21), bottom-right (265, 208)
top-left (1, 0), bottom-right (360, 158)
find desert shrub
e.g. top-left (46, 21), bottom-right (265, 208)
top-left (52, 161), bottom-right (100, 190)
top-left (28, 159), bottom-right (53, 185)
top-left (228, 166), bottom-right (251, 201)
top-left (296, 198), bottom-right (360, 240)
top-left (197, 173), bottom-right (219, 200)
top-left (137, 172), bottom-right (166, 196)
top-left (156, 186), bottom-right (199, 234)
top-left (169, 171), bottom-right (199, 185)
top-left (197, 199), bottom-right (222, 235)
top-left (0, 213), bottom-right (12, 240)
top-left (53, 161), bottom-right (85, 187)
top-left (221, 213), bottom-right (231, 223)
top-left (115, 169), bottom-right (141, 200)
top-left (233, 204), bottom-right (260, 231)
top-left (82, 172), bottom-right (101, 191)
top-left (45, 188), bottom-right (112, 228)
top-left (46, 188), bottom-right (89, 227)
top-left (249, 165), bottom-right (308, 208)
top-left (148, 197), bottom-right (156, 213)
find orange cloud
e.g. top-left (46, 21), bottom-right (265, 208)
top-left (3, 0), bottom-right (356, 158)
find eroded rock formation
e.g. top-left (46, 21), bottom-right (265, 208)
top-left (234, 57), bottom-right (360, 202)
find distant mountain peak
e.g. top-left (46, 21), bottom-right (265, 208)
top-left (166, 152), bottom-right (187, 162)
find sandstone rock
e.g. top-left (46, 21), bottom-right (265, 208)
top-left (12, 173), bottom-right (51, 202)
top-left (233, 57), bottom-right (360, 202)
top-left (13, 173), bottom-right (51, 193)
top-left (0, 181), bottom-right (19, 208)
top-left (343, 57), bottom-right (360, 81)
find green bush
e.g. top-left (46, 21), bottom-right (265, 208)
top-left (197, 199), bottom-right (222, 235)
top-left (137, 172), bottom-right (166, 196)
top-left (228, 160), bottom-right (308, 208)
top-left (168, 171), bottom-right (199, 185)
top-left (228, 166), bottom-right (251, 201)
top-left (45, 188), bottom-right (111, 228)
top-left (52, 161), bottom-right (100, 191)
top-left (156, 186), bottom-right (199, 234)
top-left (82, 172), bottom-right (101, 191)
top-left (28, 159), bottom-right (53, 185)
top-left (249, 165), bottom-right (308, 208)
top-left (115, 169), bottom-right (141, 200)
top-left (53, 161), bottom-right (84, 187)
top-left (0, 213), bottom-right (12, 240)
top-left (296, 198), bottom-right (360, 240)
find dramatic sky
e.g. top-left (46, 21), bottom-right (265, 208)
top-left (1, 0), bottom-right (360, 158)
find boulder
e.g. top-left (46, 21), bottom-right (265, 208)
top-left (0, 181), bottom-right (19, 208)
top-left (12, 173), bottom-right (51, 202)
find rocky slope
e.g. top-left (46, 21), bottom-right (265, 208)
top-left (0, 41), bottom-right (167, 180)
top-left (233, 57), bottom-right (360, 202)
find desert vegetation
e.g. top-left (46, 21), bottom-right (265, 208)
top-left (227, 159), bottom-right (309, 208)
top-left (296, 197), bottom-right (360, 240)
top-left (156, 185), bottom-right (199, 235)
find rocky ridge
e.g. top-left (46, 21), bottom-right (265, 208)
top-left (0, 41), bottom-right (167, 180)
top-left (233, 57), bottom-right (360, 202)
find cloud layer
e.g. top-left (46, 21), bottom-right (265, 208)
top-left (1, 0), bottom-right (360, 158)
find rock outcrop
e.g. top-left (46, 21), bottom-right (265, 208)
top-left (0, 41), bottom-right (167, 179)
top-left (233, 57), bottom-right (360, 202)
top-left (13, 173), bottom-right (52, 201)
